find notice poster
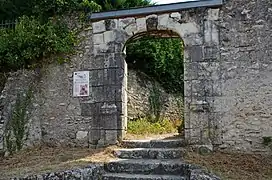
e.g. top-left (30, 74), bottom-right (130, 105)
top-left (73, 71), bottom-right (89, 97)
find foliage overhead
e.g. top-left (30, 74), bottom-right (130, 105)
top-left (93, 0), bottom-right (152, 11)
top-left (126, 37), bottom-right (184, 94)
top-left (0, 0), bottom-right (153, 71)
top-left (0, 0), bottom-right (102, 20)
top-left (0, 16), bottom-right (77, 71)
top-left (0, 0), bottom-right (153, 20)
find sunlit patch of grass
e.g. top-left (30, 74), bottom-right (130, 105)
top-left (127, 118), bottom-right (182, 135)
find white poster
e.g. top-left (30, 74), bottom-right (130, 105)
top-left (73, 71), bottom-right (89, 97)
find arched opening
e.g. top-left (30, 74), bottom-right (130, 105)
top-left (122, 30), bottom-right (185, 139)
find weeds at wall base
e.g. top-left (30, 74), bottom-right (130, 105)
top-left (4, 86), bottom-right (33, 154)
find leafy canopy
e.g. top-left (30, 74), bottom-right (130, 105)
top-left (126, 37), bottom-right (184, 94)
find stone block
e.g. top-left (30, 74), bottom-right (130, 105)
top-left (183, 46), bottom-right (191, 62)
top-left (125, 23), bottom-right (137, 36)
top-left (100, 103), bottom-right (118, 115)
top-left (93, 20), bottom-right (106, 34)
top-left (208, 8), bottom-right (220, 21)
top-left (146, 14), bottom-right (158, 31)
top-left (89, 69), bottom-right (104, 86)
top-left (211, 23), bottom-right (219, 45)
top-left (204, 21), bottom-right (219, 45)
top-left (170, 12), bottom-right (181, 19)
top-left (184, 62), bottom-right (221, 81)
top-left (158, 14), bottom-right (169, 30)
top-left (105, 130), bottom-right (118, 145)
top-left (115, 30), bottom-right (130, 44)
top-left (187, 45), bottom-right (203, 62)
top-left (116, 114), bottom-right (127, 132)
top-left (105, 19), bottom-right (118, 30)
top-left (76, 131), bottom-right (88, 140)
top-left (104, 31), bottom-right (116, 44)
top-left (136, 17), bottom-right (147, 32)
top-left (179, 22), bottom-right (200, 36)
top-left (103, 86), bottom-right (117, 102)
top-left (204, 46), bottom-right (219, 60)
top-left (114, 148), bottom-right (186, 159)
top-left (93, 33), bottom-right (104, 45)
top-left (204, 20), bottom-right (212, 44)
top-left (183, 33), bottom-right (203, 46)
top-left (89, 128), bottom-right (102, 145)
top-left (119, 17), bottom-right (135, 29)
top-left (116, 101), bottom-right (126, 115)
top-left (114, 43), bottom-right (124, 52)
top-left (184, 62), bottom-right (198, 80)
top-left (103, 115), bottom-right (118, 130)
top-left (0, 141), bottom-right (3, 150)
top-left (91, 87), bottom-right (104, 102)
top-left (81, 103), bottom-right (102, 117)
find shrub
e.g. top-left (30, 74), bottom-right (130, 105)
top-left (0, 16), bottom-right (77, 71)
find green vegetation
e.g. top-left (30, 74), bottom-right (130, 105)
top-left (262, 136), bottom-right (272, 146)
top-left (126, 37), bottom-right (184, 133)
top-left (0, 0), bottom-right (152, 72)
top-left (262, 136), bottom-right (272, 150)
top-left (0, 0), bottom-right (101, 20)
top-left (0, 72), bottom-right (8, 92)
top-left (93, 0), bottom-right (153, 11)
top-left (0, 16), bottom-right (77, 71)
top-left (148, 82), bottom-right (164, 123)
top-left (174, 95), bottom-right (184, 133)
top-left (126, 37), bottom-right (184, 94)
top-left (127, 118), bottom-right (181, 135)
top-left (5, 87), bottom-right (33, 154)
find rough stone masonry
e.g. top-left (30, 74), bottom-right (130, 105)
top-left (0, 0), bottom-right (271, 153)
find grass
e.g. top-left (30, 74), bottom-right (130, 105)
top-left (127, 118), bottom-right (182, 135)
top-left (0, 145), bottom-right (116, 179)
top-left (185, 150), bottom-right (272, 180)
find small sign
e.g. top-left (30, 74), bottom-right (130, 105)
top-left (73, 71), bottom-right (89, 97)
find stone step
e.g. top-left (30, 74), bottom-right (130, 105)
top-left (122, 139), bottom-right (186, 148)
top-left (104, 159), bottom-right (192, 176)
top-left (114, 148), bottom-right (186, 159)
top-left (102, 173), bottom-right (186, 180)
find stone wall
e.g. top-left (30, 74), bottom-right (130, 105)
top-left (0, 21), bottom-right (95, 152)
top-left (127, 70), bottom-right (182, 121)
top-left (0, 0), bottom-right (271, 153)
top-left (218, 0), bottom-right (272, 152)
top-left (11, 164), bottom-right (104, 180)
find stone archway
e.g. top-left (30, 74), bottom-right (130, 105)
top-left (89, 9), bottom-right (222, 147)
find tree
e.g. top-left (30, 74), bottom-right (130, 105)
top-left (0, 0), bottom-right (102, 20)
top-left (93, 0), bottom-right (153, 10)
top-left (126, 37), bottom-right (184, 94)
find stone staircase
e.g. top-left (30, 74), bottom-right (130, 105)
top-left (102, 139), bottom-right (220, 180)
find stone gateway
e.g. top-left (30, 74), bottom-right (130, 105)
top-left (0, 0), bottom-right (271, 153)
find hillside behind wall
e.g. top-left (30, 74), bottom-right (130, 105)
top-left (218, 0), bottom-right (272, 152)
top-left (127, 70), bottom-right (182, 121)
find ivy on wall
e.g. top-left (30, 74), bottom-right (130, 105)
top-left (5, 86), bottom-right (33, 154)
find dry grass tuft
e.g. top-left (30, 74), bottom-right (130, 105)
top-left (0, 145), bottom-right (117, 179)
top-left (184, 150), bottom-right (272, 180)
